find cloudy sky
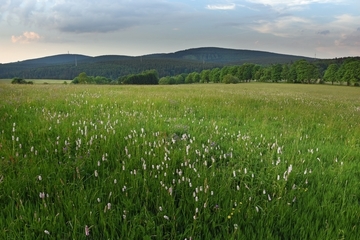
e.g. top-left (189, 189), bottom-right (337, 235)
top-left (1, 0), bottom-right (359, 63)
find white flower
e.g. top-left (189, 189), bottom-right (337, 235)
top-left (94, 170), bottom-right (98, 177)
top-left (164, 215), bottom-right (169, 220)
top-left (39, 192), bottom-right (45, 199)
top-left (44, 230), bottom-right (50, 235)
top-left (85, 225), bottom-right (90, 236)
top-left (38, 175), bottom-right (42, 181)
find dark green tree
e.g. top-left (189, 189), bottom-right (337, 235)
top-left (271, 64), bottom-right (283, 82)
top-left (210, 68), bottom-right (221, 83)
top-left (200, 69), bottom-right (211, 83)
top-left (185, 73), bottom-right (194, 84)
top-left (193, 72), bottom-right (201, 83)
top-left (11, 77), bottom-right (27, 84)
top-left (295, 60), bottom-right (318, 83)
top-left (79, 72), bottom-right (89, 84)
top-left (281, 64), bottom-right (290, 82)
top-left (341, 60), bottom-right (360, 85)
top-left (323, 64), bottom-right (339, 85)
top-left (222, 74), bottom-right (239, 84)
top-left (175, 75), bottom-right (185, 84)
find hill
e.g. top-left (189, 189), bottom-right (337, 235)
top-left (144, 47), bottom-right (311, 64)
top-left (0, 47), bottom-right (314, 80)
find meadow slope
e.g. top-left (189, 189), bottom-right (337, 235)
top-left (0, 83), bottom-right (359, 239)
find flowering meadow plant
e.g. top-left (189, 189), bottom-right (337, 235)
top-left (0, 83), bottom-right (359, 239)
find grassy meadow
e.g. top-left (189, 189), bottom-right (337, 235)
top-left (0, 79), bottom-right (72, 84)
top-left (0, 82), bottom-right (360, 239)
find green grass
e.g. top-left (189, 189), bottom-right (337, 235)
top-left (0, 79), bottom-right (72, 84)
top-left (0, 82), bottom-right (360, 239)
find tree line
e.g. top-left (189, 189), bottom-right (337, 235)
top-left (156, 58), bottom-right (360, 85)
top-left (65, 57), bottom-right (360, 86)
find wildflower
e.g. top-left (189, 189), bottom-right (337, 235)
top-left (38, 175), bottom-right (42, 181)
top-left (288, 164), bottom-right (293, 174)
top-left (85, 225), bottom-right (90, 236)
top-left (164, 215), bottom-right (169, 220)
top-left (44, 230), bottom-right (50, 235)
top-left (234, 224), bottom-right (238, 230)
top-left (107, 203), bottom-right (111, 210)
top-left (94, 170), bottom-right (98, 177)
top-left (39, 192), bottom-right (45, 199)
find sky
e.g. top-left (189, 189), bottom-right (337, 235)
top-left (0, 0), bottom-right (359, 63)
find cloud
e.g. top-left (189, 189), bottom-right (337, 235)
top-left (246, 0), bottom-right (344, 7)
top-left (318, 30), bottom-right (330, 35)
top-left (206, 4), bottom-right (236, 10)
top-left (245, 0), bottom-right (345, 12)
top-left (2, 0), bottom-right (187, 33)
top-left (335, 31), bottom-right (360, 47)
top-left (11, 31), bottom-right (41, 43)
top-left (333, 14), bottom-right (360, 25)
top-left (252, 16), bottom-right (310, 37)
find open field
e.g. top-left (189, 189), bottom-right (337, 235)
top-left (0, 83), bottom-right (360, 239)
top-left (0, 79), bottom-right (72, 84)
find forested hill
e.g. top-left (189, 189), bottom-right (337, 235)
top-left (144, 47), bottom-right (311, 64)
top-left (0, 47), bottom-right (314, 80)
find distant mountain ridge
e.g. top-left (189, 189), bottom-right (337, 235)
top-left (0, 47), bottom-right (313, 79)
top-left (144, 47), bottom-right (311, 64)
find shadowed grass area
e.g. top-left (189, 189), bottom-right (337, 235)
top-left (0, 83), bottom-right (360, 239)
